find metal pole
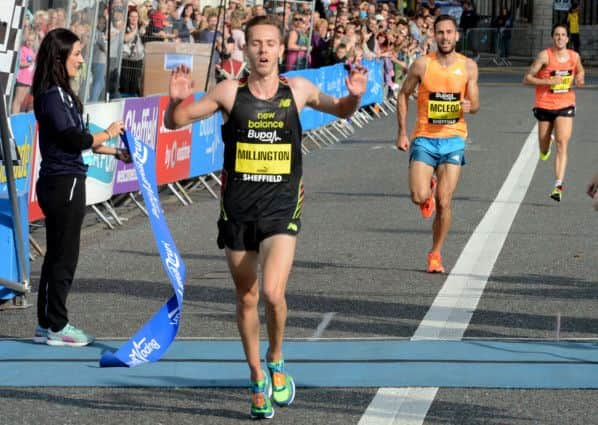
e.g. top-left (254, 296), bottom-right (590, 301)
top-left (0, 92), bottom-right (29, 292)
top-left (105, 0), bottom-right (112, 102)
top-left (205, 0), bottom-right (227, 92)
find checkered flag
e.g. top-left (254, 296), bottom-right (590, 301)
top-left (0, 0), bottom-right (27, 102)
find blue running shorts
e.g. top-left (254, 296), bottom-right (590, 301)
top-left (409, 136), bottom-right (467, 168)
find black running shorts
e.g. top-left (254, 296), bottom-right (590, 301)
top-left (217, 218), bottom-right (301, 252)
top-left (533, 105), bottom-right (575, 122)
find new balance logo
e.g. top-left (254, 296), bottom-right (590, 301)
top-left (287, 222), bottom-right (298, 232)
top-left (451, 155), bottom-right (461, 161)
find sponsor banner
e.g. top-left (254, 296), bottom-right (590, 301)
top-left (0, 112), bottom-right (34, 298)
top-left (100, 131), bottom-right (186, 368)
top-left (12, 115), bottom-right (44, 222)
top-left (156, 96), bottom-right (192, 185)
top-left (1, 113), bottom-right (35, 195)
top-left (115, 96), bottom-right (160, 194)
top-left (360, 59), bottom-right (384, 107)
top-left (83, 102), bottom-right (122, 205)
top-left (189, 92), bottom-right (224, 178)
top-left (285, 68), bottom-right (320, 132)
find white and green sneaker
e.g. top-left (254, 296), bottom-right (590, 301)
top-left (47, 323), bottom-right (94, 347)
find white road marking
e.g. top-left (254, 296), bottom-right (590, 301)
top-left (309, 312), bottom-right (336, 340)
top-left (359, 125), bottom-right (539, 424)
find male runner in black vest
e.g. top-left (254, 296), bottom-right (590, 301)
top-left (164, 15), bottom-right (367, 419)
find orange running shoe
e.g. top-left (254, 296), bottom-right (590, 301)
top-left (427, 251), bottom-right (445, 273)
top-left (420, 176), bottom-right (437, 219)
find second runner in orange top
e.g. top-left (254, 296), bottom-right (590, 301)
top-left (534, 47), bottom-right (578, 110)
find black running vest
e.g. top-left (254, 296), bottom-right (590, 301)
top-left (220, 77), bottom-right (304, 221)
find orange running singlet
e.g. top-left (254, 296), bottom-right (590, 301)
top-left (413, 52), bottom-right (468, 140)
top-left (535, 48), bottom-right (577, 110)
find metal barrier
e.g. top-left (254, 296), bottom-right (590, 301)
top-left (462, 27), bottom-right (547, 66)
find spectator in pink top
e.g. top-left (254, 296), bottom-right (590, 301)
top-left (12, 33), bottom-right (37, 114)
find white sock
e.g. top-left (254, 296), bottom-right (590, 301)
top-left (555, 180), bottom-right (563, 188)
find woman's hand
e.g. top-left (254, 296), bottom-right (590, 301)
top-left (115, 148), bottom-right (133, 163)
top-left (106, 120), bottom-right (125, 138)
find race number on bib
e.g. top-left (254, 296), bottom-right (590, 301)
top-left (550, 70), bottom-right (573, 93)
top-left (235, 142), bottom-right (292, 175)
top-left (428, 92), bottom-right (461, 125)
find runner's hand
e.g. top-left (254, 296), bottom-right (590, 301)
top-left (169, 64), bottom-right (195, 102)
top-left (396, 134), bottom-right (410, 151)
top-left (575, 73), bottom-right (585, 87)
top-left (460, 99), bottom-right (472, 113)
top-left (548, 76), bottom-right (562, 85)
top-left (345, 61), bottom-right (368, 98)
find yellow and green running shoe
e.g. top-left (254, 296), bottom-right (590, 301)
top-left (267, 359), bottom-right (296, 407)
top-left (540, 135), bottom-right (553, 161)
top-left (250, 371), bottom-right (274, 420)
top-left (550, 185), bottom-right (564, 202)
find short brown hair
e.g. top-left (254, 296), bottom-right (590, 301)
top-left (244, 15), bottom-right (283, 42)
top-left (433, 14), bottom-right (458, 31)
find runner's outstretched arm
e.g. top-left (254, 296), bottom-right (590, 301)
top-left (293, 63), bottom-right (368, 118)
top-left (164, 64), bottom-right (233, 129)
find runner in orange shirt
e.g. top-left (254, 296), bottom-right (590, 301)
top-left (523, 23), bottom-right (585, 202)
top-left (396, 15), bottom-right (479, 273)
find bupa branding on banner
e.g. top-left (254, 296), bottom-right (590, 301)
top-left (189, 92), bottom-right (224, 178)
top-left (100, 131), bottom-right (186, 368)
top-left (156, 96), bottom-right (192, 185)
top-left (114, 96), bottom-right (160, 195)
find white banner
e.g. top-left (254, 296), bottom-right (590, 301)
top-left (83, 101), bottom-right (124, 206)
top-left (554, 0), bottom-right (571, 11)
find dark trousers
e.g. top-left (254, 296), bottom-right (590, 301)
top-left (36, 175), bottom-right (86, 332)
top-left (569, 33), bottom-right (580, 53)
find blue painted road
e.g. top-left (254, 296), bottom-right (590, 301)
top-left (2, 339), bottom-right (598, 388)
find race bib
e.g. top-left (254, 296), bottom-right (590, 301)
top-left (550, 70), bottom-right (573, 93)
top-left (235, 141), bottom-right (292, 175)
top-left (428, 92), bottom-right (461, 125)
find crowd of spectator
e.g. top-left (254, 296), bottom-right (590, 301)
top-left (11, 0), bottom-right (528, 114)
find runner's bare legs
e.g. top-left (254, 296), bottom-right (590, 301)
top-left (431, 163), bottom-right (461, 253)
top-left (553, 116), bottom-right (573, 182)
top-left (260, 235), bottom-right (296, 364)
top-left (226, 234), bottom-right (295, 382)
top-left (537, 120), bottom-right (554, 157)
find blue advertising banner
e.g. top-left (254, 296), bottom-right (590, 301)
top-left (189, 92), bottom-right (224, 178)
top-left (0, 113), bottom-right (34, 300)
top-left (0, 113), bottom-right (35, 194)
top-left (360, 59), bottom-right (384, 108)
top-left (100, 131), bottom-right (186, 367)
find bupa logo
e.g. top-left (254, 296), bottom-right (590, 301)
top-left (279, 98), bottom-right (291, 108)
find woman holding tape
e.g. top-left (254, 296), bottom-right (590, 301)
top-left (31, 28), bottom-right (131, 347)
